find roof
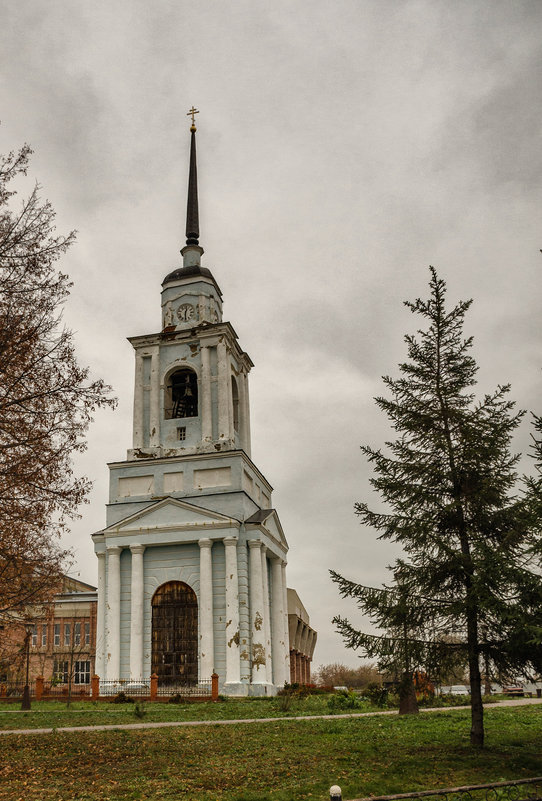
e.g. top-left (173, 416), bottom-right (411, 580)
top-left (245, 509), bottom-right (274, 524)
top-left (162, 264), bottom-right (223, 297)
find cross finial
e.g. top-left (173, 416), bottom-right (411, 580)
top-left (187, 106), bottom-right (199, 131)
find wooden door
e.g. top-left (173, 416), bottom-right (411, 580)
top-left (151, 581), bottom-right (198, 685)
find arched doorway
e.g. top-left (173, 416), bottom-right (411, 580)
top-left (151, 581), bottom-right (198, 685)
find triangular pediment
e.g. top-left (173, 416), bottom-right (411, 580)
top-left (104, 497), bottom-right (238, 534)
top-left (246, 508), bottom-right (288, 550)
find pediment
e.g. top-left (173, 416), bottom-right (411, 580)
top-left (104, 497), bottom-right (238, 535)
top-left (246, 508), bottom-right (288, 550)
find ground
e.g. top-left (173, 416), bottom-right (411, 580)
top-left (1, 700), bottom-right (541, 800)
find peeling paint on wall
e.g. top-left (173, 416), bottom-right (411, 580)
top-left (254, 611), bottom-right (263, 631)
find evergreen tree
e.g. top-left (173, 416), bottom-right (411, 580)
top-left (333, 268), bottom-right (541, 747)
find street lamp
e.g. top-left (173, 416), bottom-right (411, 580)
top-left (21, 624), bottom-right (32, 711)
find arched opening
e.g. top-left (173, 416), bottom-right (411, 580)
top-left (231, 376), bottom-right (240, 432)
top-left (151, 581), bottom-right (198, 685)
top-left (165, 369), bottom-right (198, 419)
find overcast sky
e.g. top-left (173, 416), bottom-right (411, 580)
top-left (1, 0), bottom-right (541, 668)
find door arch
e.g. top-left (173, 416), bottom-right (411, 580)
top-left (151, 581), bottom-right (198, 685)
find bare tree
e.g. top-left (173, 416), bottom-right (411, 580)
top-left (0, 142), bottom-right (116, 621)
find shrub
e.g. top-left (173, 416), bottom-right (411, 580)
top-left (111, 691), bottom-right (133, 704)
top-left (361, 683), bottom-right (388, 707)
top-left (327, 689), bottom-right (364, 711)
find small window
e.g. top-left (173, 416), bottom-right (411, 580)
top-left (74, 660), bottom-right (91, 685)
top-left (84, 622), bottom-right (90, 646)
top-left (64, 623), bottom-right (71, 647)
top-left (53, 660), bottom-right (69, 683)
top-left (74, 622), bottom-right (81, 646)
top-left (31, 624), bottom-right (37, 647)
top-left (177, 426), bottom-right (186, 441)
top-left (41, 625), bottom-right (47, 647)
top-left (54, 624), bottom-right (60, 646)
top-left (165, 369), bottom-right (198, 419)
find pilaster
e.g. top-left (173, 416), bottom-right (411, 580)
top-left (105, 545), bottom-right (122, 680)
top-left (248, 539), bottom-right (266, 683)
top-left (95, 552), bottom-right (106, 679)
top-left (224, 536), bottom-right (241, 686)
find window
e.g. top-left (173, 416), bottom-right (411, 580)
top-left (74, 661), bottom-right (91, 685)
top-left (74, 622), bottom-right (81, 646)
top-left (54, 624), bottom-right (60, 646)
top-left (31, 624), bottom-right (37, 647)
top-left (41, 625), bottom-right (47, 647)
top-left (53, 660), bottom-right (69, 683)
top-left (64, 623), bottom-right (71, 647)
top-left (177, 426), bottom-right (186, 441)
top-left (165, 369), bottom-right (198, 419)
top-left (231, 376), bottom-right (239, 432)
top-left (84, 622), bottom-right (90, 646)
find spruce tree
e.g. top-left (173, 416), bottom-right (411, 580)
top-left (333, 268), bottom-right (540, 747)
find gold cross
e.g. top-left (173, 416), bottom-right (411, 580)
top-left (187, 106), bottom-right (199, 130)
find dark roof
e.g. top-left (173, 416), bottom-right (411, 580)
top-left (162, 264), bottom-right (222, 296)
top-left (245, 509), bottom-right (274, 524)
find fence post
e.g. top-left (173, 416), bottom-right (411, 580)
top-left (330, 785), bottom-right (342, 801)
top-left (150, 673), bottom-right (158, 702)
top-left (35, 676), bottom-right (44, 701)
top-left (211, 672), bottom-right (219, 702)
top-left (91, 675), bottom-right (100, 701)
top-left (0, 683), bottom-right (6, 698)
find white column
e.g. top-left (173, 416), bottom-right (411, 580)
top-left (241, 369), bottom-right (251, 457)
top-left (149, 348), bottom-right (160, 448)
top-left (199, 538), bottom-right (214, 679)
top-left (248, 539), bottom-right (266, 683)
top-left (281, 562), bottom-right (290, 679)
top-left (129, 544), bottom-right (145, 680)
top-left (261, 547), bottom-right (272, 684)
top-left (217, 338), bottom-right (231, 442)
top-left (132, 353), bottom-right (144, 448)
top-left (95, 552), bottom-right (106, 679)
top-left (105, 545), bottom-right (122, 681)
top-left (271, 558), bottom-right (286, 687)
top-left (201, 345), bottom-right (212, 443)
top-left (224, 536), bottom-right (241, 685)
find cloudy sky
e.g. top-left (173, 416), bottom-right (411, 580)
top-left (1, 0), bottom-right (541, 668)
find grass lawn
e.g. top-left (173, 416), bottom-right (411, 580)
top-left (0, 694), bottom-right (376, 730)
top-left (0, 705), bottom-right (541, 801)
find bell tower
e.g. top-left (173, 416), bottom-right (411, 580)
top-left (129, 118), bottom-right (252, 460)
top-left (92, 111), bottom-right (291, 696)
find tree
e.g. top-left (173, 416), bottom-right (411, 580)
top-left (313, 662), bottom-right (381, 689)
top-left (0, 142), bottom-right (116, 621)
top-left (332, 268), bottom-right (542, 747)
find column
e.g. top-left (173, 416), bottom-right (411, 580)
top-left (261, 547), bottom-right (272, 684)
top-left (105, 545), bottom-right (122, 681)
top-left (95, 552), bottom-right (106, 678)
top-left (224, 537), bottom-right (241, 685)
top-left (132, 353), bottom-right (144, 448)
top-left (129, 544), bottom-right (146, 680)
top-left (271, 558), bottom-right (286, 687)
top-left (248, 540), bottom-right (266, 683)
top-left (199, 539), bottom-right (214, 679)
top-left (217, 338), bottom-right (231, 442)
top-left (149, 348), bottom-right (160, 448)
top-left (201, 345), bottom-right (212, 443)
top-left (281, 562), bottom-right (290, 679)
top-left (241, 369), bottom-right (251, 457)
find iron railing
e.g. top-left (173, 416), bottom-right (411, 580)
top-left (0, 681), bottom-right (35, 698)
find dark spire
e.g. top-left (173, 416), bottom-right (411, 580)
top-left (185, 108), bottom-right (200, 246)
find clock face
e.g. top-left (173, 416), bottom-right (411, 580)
top-left (177, 303), bottom-right (196, 322)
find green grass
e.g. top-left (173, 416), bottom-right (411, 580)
top-left (0, 694), bottom-right (378, 730)
top-left (0, 705), bottom-right (541, 800)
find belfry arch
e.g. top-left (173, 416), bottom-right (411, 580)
top-left (151, 581), bottom-right (198, 685)
top-left (164, 368), bottom-right (198, 419)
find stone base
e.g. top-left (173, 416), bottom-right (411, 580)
top-left (221, 681), bottom-right (278, 697)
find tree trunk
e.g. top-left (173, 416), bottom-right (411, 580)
top-left (398, 671), bottom-right (419, 715)
top-left (467, 611), bottom-right (484, 747)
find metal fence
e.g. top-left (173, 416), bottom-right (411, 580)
top-left (97, 678), bottom-right (213, 699)
top-left (329, 777), bottom-right (542, 801)
top-left (156, 679), bottom-right (212, 698)
top-left (0, 681), bottom-right (35, 699)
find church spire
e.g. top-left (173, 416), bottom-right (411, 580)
top-left (185, 106), bottom-right (200, 247)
